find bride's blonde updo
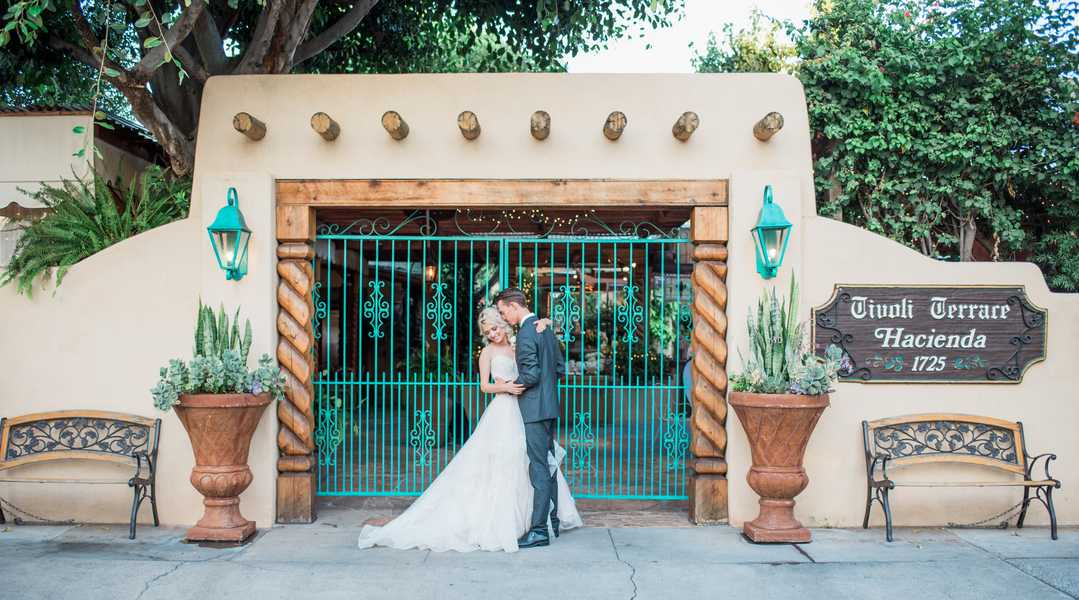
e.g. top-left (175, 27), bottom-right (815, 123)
top-left (478, 306), bottom-right (512, 344)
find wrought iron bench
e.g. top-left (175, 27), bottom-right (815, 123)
top-left (863, 414), bottom-right (1059, 542)
top-left (0, 411), bottom-right (161, 539)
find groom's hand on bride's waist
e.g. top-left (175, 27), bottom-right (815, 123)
top-left (494, 377), bottom-right (525, 395)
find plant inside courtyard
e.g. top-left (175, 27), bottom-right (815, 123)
top-left (151, 302), bottom-right (287, 411)
top-left (0, 165), bottom-right (190, 298)
top-left (729, 274), bottom-right (850, 395)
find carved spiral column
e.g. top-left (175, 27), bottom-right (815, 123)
top-left (276, 205), bottom-right (317, 523)
top-left (688, 207), bottom-right (729, 523)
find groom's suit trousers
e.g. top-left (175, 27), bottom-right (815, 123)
top-left (525, 418), bottom-right (558, 536)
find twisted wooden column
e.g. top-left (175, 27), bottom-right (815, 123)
top-left (276, 205), bottom-right (317, 523)
top-left (688, 207), bottom-right (729, 523)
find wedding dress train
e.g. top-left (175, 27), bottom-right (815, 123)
top-left (358, 355), bottom-right (584, 553)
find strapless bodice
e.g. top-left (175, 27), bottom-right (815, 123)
top-left (491, 354), bottom-right (518, 383)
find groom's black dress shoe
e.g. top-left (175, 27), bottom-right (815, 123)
top-left (517, 531), bottom-right (550, 549)
top-left (551, 522), bottom-right (560, 538)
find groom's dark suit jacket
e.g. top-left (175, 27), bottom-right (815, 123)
top-left (514, 315), bottom-right (566, 424)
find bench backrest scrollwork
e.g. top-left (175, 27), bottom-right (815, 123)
top-left (863, 413), bottom-right (1027, 476)
top-left (0, 410), bottom-right (162, 470)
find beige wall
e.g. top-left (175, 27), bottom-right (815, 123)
top-left (2, 74), bottom-right (1074, 529)
top-left (0, 114), bottom-right (91, 209)
top-left (0, 114), bottom-right (153, 210)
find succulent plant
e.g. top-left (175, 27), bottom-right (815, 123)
top-left (729, 273), bottom-right (849, 396)
top-left (151, 303), bottom-right (287, 411)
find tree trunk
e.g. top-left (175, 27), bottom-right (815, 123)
top-left (960, 216), bottom-right (977, 262)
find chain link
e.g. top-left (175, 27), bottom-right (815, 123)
top-left (947, 499), bottom-right (1029, 530)
top-left (0, 496), bottom-right (75, 526)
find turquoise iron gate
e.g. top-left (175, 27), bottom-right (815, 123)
top-left (312, 211), bottom-right (694, 499)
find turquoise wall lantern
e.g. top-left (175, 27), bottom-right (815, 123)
top-left (207, 188), bottom-right (252, 281)
top-left (750, 185), bottom-right (793, 280)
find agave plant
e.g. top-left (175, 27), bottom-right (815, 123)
top-left (730, 273), bottom-right (851, 395)
top-left (0, 165), bottom-right (190, 298)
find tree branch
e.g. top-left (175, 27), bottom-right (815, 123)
top-left (172, 44), bottom-right (208, 85)
top-left (236, 0), bottom-right (286, 74)
top-left (192, 9), bottom-right (227, 75)
top-left (293, 0), bottom-right (379, 64)
top-left (126, 0), bottom-right (208, 84)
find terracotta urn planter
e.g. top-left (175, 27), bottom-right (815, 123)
top-left (174, 392), bottom-right (271, 541)
top-left (728, 392), bottom-right (830, 543)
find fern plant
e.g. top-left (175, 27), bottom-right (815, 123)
top-left (0, 165), bottom-right (190, 298)
top-left (729, 273), bottom-right (850, 395)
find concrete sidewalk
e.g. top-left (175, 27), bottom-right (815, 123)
top-left (1, 502), bottom-right (1077, 600)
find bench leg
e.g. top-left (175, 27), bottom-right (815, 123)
top-left (863, 486), bottom-right (873, 529)
top-left (0, 501), bottom-right (5, 525)
top-left (150, 484), bottom-right (160, 527)
top-left (1017, 486), bottom-right (1032, 529)
top-left (882, 487), bottom-right (894, 542)
top-left (129, 484), bottom-right (148, 540)
top-left (1047, 486), bottom-right (1058, 541)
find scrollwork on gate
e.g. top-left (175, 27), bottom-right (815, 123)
top-left (425, 282), bottom-right (453, 341)
top-left (409, 409), bottom-right (436, 467)
top-left (363, 280), bottom-right (390, 339)
top-left (662, 414), bottom-right (690, 470)
top-left (551, 285), bottom-right (582, 343)
top-left (569, 412), bottom-right (595, 470)
top-left (616, 284), bottom-right (644, 344)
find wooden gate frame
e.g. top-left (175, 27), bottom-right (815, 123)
top-left (274, 179), bottom-right (729, 524)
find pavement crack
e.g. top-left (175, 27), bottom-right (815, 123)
top-left (135, 562), bottom-right (182, 600)
top-left (791, 543), bottom-right (817, 563)
top-left (608, 530), bottom-right (638, 600)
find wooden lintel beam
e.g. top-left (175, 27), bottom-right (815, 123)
top-left (277, 179), bottom-right (727, 208)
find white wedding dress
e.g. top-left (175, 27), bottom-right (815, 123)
top-left (358, 355), bottom-right (584, 553)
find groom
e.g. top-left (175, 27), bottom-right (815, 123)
top-left (495, 288), bottom-right (565, 549)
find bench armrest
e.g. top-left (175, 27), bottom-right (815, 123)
top-left (1026, 453), bottom-right (1060, 487)
top-left (868, 453), bottom-right (893, 484)
top-left (130, 451), bottom-right (156, 484)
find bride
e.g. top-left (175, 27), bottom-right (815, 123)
top-left (358, 307), bottom-right (584, 553)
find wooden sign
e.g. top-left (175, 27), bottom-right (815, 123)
top-left (811, 286), bottom-right (1047, 383)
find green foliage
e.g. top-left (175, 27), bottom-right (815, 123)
top-left (0, 165), bottom-right (190, 298)
top-left (151, 303), bottom-right (287, 412)
top-left (691, 7), bottom-right (797, 74)
top-left (793, 0), bottom-right (1079, 270)
top-left (1034, 231), bottom-right (1079, 291)
top-left (729, 274), bottom-right (848, 395)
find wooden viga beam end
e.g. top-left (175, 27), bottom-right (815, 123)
top-left (458, 111), bottom-right (481, 140)
top-left (530, 110), bottom-right (551, 140)
top-left (233, 112), bottom-right (266, 140)
top-left (673, 111), bottom-right (699, 141)
top-left (382, 111), bottom-right (409, 140)
top-left (753, 111), bottom-right (784, 141)
top-left (311, 112), bottom-right (340, 141)
top-left (603, 111), bottom-right (627, 140)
